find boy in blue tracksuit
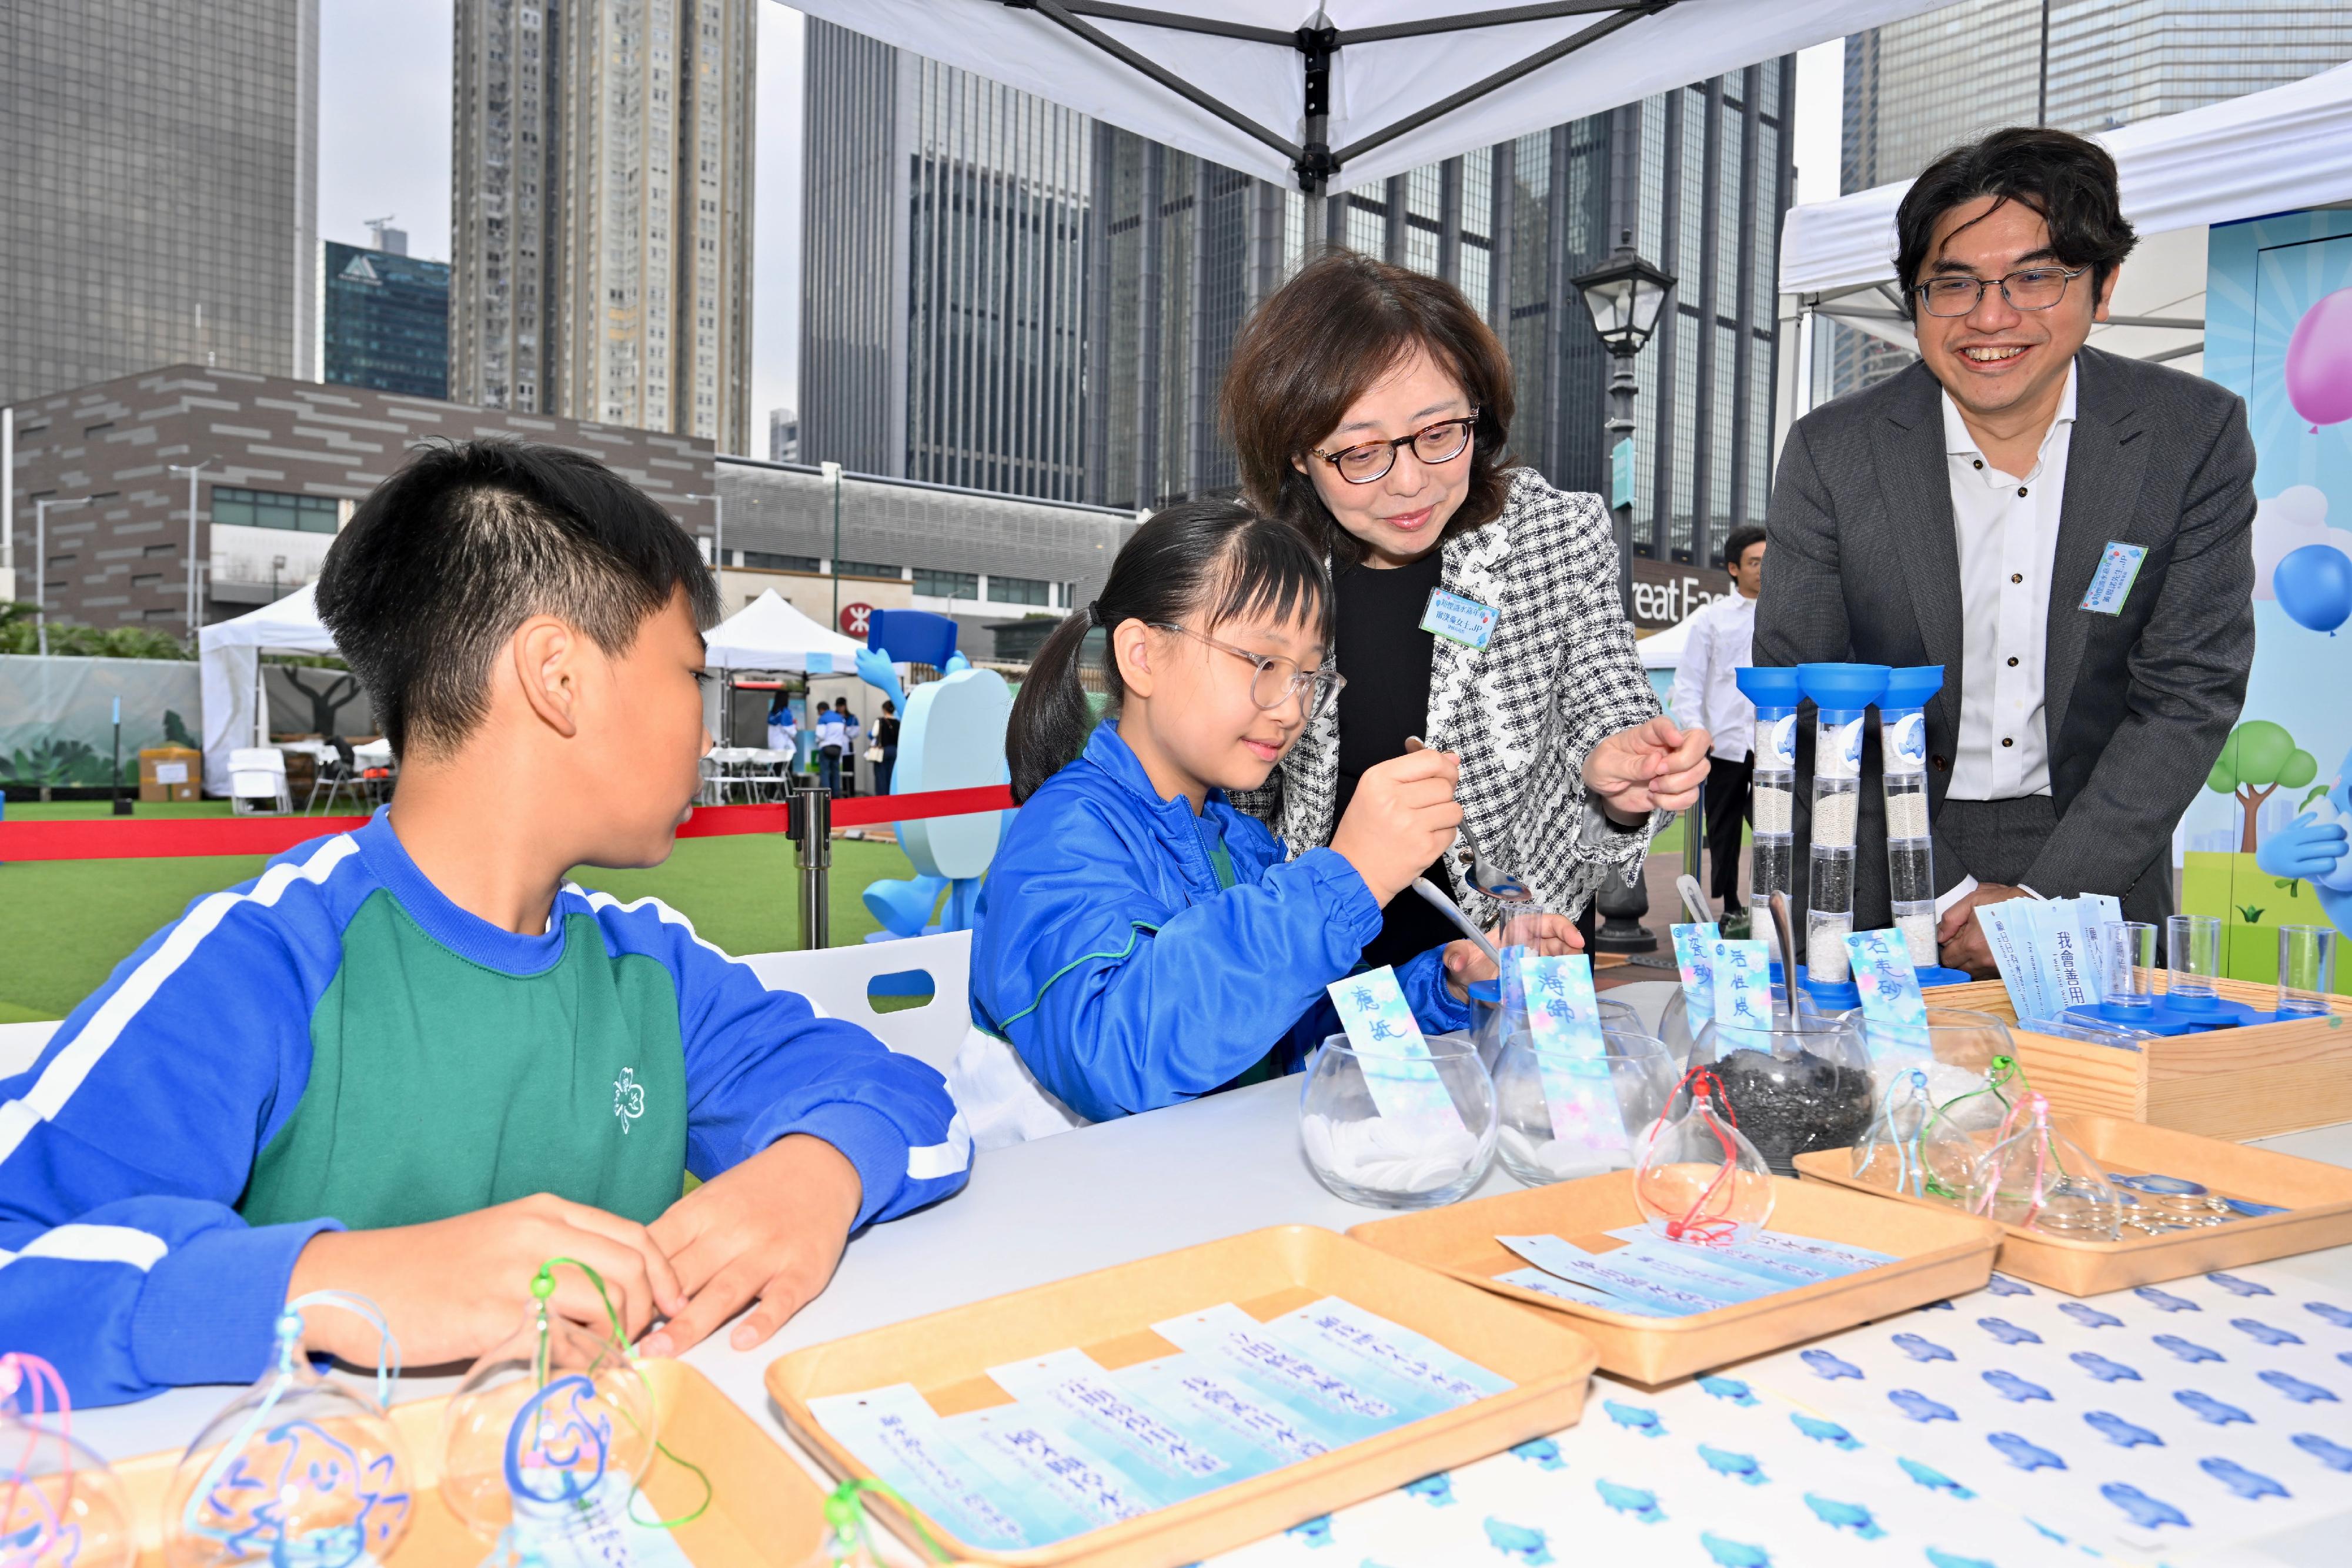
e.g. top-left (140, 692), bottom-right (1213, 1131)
top-left (973, 500), bottom-right (1565, 1124)
top-left (0, 442), bottom-right (970, 1404)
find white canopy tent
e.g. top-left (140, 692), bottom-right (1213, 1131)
top-left (784, 0), bottom-right (1951, 196)
top-left (1778, 59), bottom-right (2352, 406)
top-left (702, 589), bottom-right (869, 674)
top-left (198, 583), bottom-right (340, 797)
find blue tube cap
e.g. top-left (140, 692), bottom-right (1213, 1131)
top-left (1880, 666), bottom-right (1945, 710)
top-left (1796, 662), bottom-right (1890, 712)
top-left (1733, 667), bottom-right (1802, 709)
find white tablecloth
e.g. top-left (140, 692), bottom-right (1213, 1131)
top-left (74, 1072), bottom-right (2352, 1568)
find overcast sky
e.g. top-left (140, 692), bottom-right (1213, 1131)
top-left (318, 5), bottom-right (1840, 446)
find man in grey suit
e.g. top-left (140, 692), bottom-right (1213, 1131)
top-left (1758, 127), bottom-right (2254, 977)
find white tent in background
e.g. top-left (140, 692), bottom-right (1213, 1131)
top-left (198, 583), bottom-right (339, 797)
top-left (703, 589), bottom-right (869, 674)
top-left (785, 1), bottom-right (1951, 196)
top-left (1778, 58), bottom-right (2352, 402)
top-left (1635, 606), bottom-right (1696, 671)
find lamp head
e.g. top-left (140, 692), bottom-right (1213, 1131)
top-left (1573, 233), bottom-right (1677, 358)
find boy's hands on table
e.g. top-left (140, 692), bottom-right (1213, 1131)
top-left (639, 1133), bottom-right (862, 1358)
top-left (288, 1194), bottom-right (687, 1366)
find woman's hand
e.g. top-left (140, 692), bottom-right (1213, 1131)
top-left (1441, 911), bottom-right (1582, 997)
top-left (1332, 749), bottom-right (1464, 906)
top-left (1584, 716), bottom-right (1710, 819)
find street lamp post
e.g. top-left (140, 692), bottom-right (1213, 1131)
top-left (32, 496), bottom-right (92, 657)
top-left (1571, 231), bottom-right (1677, 957)
top-left (820, 461), bottom-right (844, 623)
top-left (168, 459), bottom-right (215, 643)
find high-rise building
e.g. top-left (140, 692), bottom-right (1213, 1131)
top-left (1831, 0), bottom-right (2352, 393)
top-left (769, 406), bottom-right (799, 463)
top-left (450, 0), bottom-right (756, 452)
top-left (1, 0), bottom-right (319, 406)
top-left (801, 20), bottom-right (1793, 571)
top-left (321, 240), bottom-right (452, 399)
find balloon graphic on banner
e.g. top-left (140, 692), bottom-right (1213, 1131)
top-left (2286, 287), bottom-right (2352, 432)
top-left (2274, 543), bottom-right (2352, 634)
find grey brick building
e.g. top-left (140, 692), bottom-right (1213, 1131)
top-left (2, 1), bottom-right (319, 408)
top-left (3, 367), bottom-right (712, 637)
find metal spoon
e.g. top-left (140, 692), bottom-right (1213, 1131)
top-left (1411, 877), bottom-right (1504, 965)
top-left (1768, 890), bottom-right (1799, 1026)
top-left (1675, 874), bottom-right (1713, 927)
top-left (1403, 736), bottom-right (1533, 904)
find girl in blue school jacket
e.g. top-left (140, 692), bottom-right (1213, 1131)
top-left (969, 500), bottom-right (1518, 1129)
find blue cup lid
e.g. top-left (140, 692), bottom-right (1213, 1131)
top-left (1796, 662), bottom-right (1891, 712)
top-left (1733, 667), bottom-right (1802, 708)
top-left (1880, 665), bottom-right (1945, 709)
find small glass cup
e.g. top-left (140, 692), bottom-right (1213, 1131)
top-left (2102, 921), bottom-right (2157, 1012)
top-left (2167, 913), bottom-right (2223, 1003)
top-left (1299, 1034), bottom-right (1496, 1209)
top-left (1492, 1029), bottom-right (1675, 1186)
top-left (2278, 925), bottom-right (2338, 1018)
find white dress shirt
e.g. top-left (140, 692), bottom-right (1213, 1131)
top-left (1666, 589), bottom-right (1757, 761)
top-left (1935, 364), bottom-right (2076, 911)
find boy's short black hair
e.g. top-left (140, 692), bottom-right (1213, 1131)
top-left (1722, 525), bottom-right (1768, 568)
top-left (316, 439), bottom-right (719, 758)
top-left (1895, 126), bottom-right (2136, 322)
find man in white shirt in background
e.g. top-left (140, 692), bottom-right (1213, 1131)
top-left (1668, 524), bottom-right (1767, 932)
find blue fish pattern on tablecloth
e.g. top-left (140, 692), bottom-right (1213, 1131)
top-left (1199, 1262), bottom-right (2350, 1568)
top-left (1985, 1274), bottom-right (2032, 1297)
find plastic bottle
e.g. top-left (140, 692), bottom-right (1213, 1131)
top-left (1731, 667), bottom-right (1800, 967)
top-left (1877, 666), bottom-right (1945, 967)
top-left (1795, 663), bottom-right (1890, 996)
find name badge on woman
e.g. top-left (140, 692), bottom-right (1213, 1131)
top-left (1419, 588), bottom-right (1498, 650)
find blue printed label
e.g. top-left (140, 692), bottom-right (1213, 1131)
top-left (2080, 541), bottom-right (2148, 614)
top-left (1418, 587), bottom-right (1498, 650)
top-left (1885, 711), bottom-right (1927, 774)
top-left (1758, 713), bottom-right (1797, 770)
top-left (1671, 922), bottom-right (1721, 1035)
top-left (1710, 938), bottom-right (1775, 1040)
top-left (1818, 716), bottom-right (1866, 780)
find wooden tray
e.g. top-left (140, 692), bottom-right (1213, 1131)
top-left (1936, 976), bottom-right (2352, 1141)
top-left (766, 1224), bottom-right (1598, 1568)
top-left (116, 1359), bottom-right (825, 1567)
top-left (1344, 1171), bottom-right (2000, 1386)
top-left (1794, 1110), bottom-right (2352, 1296)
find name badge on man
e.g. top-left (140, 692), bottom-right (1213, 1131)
top-left (2079, 541), bottom-right (2148, 615)
top-left (1420, 588), bottom-right (1498, 650)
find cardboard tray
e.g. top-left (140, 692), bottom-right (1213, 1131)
top-left (1793, 1110), bottom-right (2352, 1296)
top-left (115, 1359), bottom-right (826, 1568)
top-left (766, 1224), bottom-right (1599, 1568)
top-left (1344, 1170), bottom-right (2001, 1386)
top-left (1936, 976), bottom-right (2352, 1141)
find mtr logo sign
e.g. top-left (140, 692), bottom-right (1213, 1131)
top-left (1629, 559), bottom-right (1732, 630)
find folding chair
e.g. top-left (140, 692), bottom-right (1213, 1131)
top-left (229, 748), bottom-right (292, 816)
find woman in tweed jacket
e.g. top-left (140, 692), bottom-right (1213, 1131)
top-left (1222, 253), bottom-right (1710, 950)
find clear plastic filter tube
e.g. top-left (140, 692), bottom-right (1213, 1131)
top-left (1796, 664), bottom-right (1890, 989)
top-left (1878, 666), bottom-right (1945, 967)
top-left (1732, 667), bottom-right (1802, 967)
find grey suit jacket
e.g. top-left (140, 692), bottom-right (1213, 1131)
top-left (1755, 346), bottom-right (2256, 927)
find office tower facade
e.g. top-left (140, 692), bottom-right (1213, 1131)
top-left (1832, 0), bottom-right (2352, 393)
top-left (801, 19), bottom-right (1792, 571)
top-left (321, 242), bottom-right (452, 399)
top-left (451, 0), bottom-right (756, 452)
top-left (1, 0), bottom-right (319, 406)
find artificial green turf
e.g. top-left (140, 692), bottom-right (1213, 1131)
top-left (1, 803), bottom-right (918, 1019)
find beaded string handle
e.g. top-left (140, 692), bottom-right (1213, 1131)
top-left (815, 1478), bottom-right (951, 1566)
top-left (1641, 1065), bottom-right (1746, 1246)
top-left (0, 1353), bottom-right (81, 1568)
top-left (179, 1292), bottom-right (407, 1560)
top-left (1856, 1069), bottom-right (1932, 1197)
top-left (523, 1259), bottom-right (713, 1532)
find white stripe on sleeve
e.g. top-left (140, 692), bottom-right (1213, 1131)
top-left (0, 1223), bottom-right (172, 1272)
top-left (906, 1112), bottom-right (973, 1181)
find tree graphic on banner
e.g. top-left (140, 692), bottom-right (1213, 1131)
top-left (2206, 720), bottom-right (2318, 854)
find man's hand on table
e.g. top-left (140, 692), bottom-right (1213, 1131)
top-left (639, 1133), bottom-right (863, 1358)
top-left (288, 1194), bottom-right (687, 1366)
top-left (1585, 717), bottom-right (1711, 821)
top-left (1937, 882), bottom-right (2030, 977)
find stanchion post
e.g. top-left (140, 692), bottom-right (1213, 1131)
top-left (1681, 775), bottom-right (1704, 888)
top-left (793, 782), bottom-right (832, 951)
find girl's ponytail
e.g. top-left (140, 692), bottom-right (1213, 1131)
top-left (1003, 498), bottom-right (1332, 803)
top-left (1007, 602), bottom-right (1102, 803)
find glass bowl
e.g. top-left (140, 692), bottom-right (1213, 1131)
top-left (1299, 1032), bottom-right (1496, 1208)
top-left (1686, 1011), bottom-right (1875, 1175)
top-left (1849, 1005), bottom-right (2014, 1121)
top-left (1493, 1029), bottom-right (1676, 1185)
top-left (1468, 984), bottom-right (1638, 1071)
